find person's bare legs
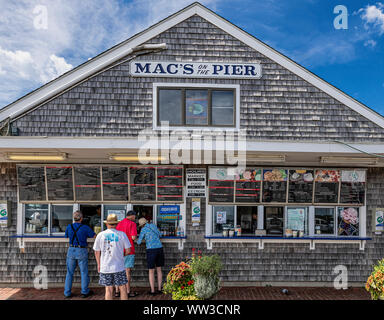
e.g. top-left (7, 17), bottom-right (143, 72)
top-left (148, 269), bottom-right (155, 293)
top-left (105, 286), bottom-right (113, 300)
top-left (126, 268), bottom-right (131, 294)
top-left (115, 285), bottom-right (119, 295)
top-left (156, 267), bottom-right (162, 291)
top-left (119, 285), bottom-right (128, 300)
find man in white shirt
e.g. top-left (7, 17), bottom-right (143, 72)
top-left (93, 214), bottom-right (131, 300)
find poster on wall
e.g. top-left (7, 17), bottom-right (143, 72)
top-left (337, 207), bottom-right (359, 236)
top-left (375, 208), bottom-right (384, 232)
top-left (340, 170), bottom-right (365, 204)
top-left (186, 169), bottom-right (206, 197)
top-left (216, 211), bottom-right (227, 224)
top-left (314, 169), bottom-right (340, 203)
top-left (262, 169), bottom-right (287, 203)
top-left (209, 168), bottom-right (234, 203)
top-left (288, 169), bottom-right (314, 203)
top-left (0, 202), bottom-right (10, 227)
top-left (286, 208), bottom-right (306, 231)
top-left (235, 168), bottom-right (261, 203)
top-left (191, 198), bottom-right (201, 226)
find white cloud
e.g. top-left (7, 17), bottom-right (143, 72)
top-left (0, 0), bottom-right (218, 108)
top-left (359, 2), bottom-right (384, 34)
top-left (364, 39), bottom-right (377, 47)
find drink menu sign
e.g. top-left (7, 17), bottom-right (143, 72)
top-left (314, 170), bottom-right (340, 203)
top-left (46, 166), bottom-right (74, 201)
top-left (18, 166), bottom-right (46, 201)
top-left (209, 168), bottom-right (235, 203)
top-left (74, 167), bottom-right (101, 201)
top-left (102, 167), bottom-right (129, 201)
top-left (235, 168), bottom-right (261, 203)
top-left (156, 167), bottom-right (183, 202)
top-left (288, 170), bottom-right (314, 203)
top-left (130, 167), bottom-right (156, 201)
top-left (262, 169), bottom-right (287, 203)
top-left (340, 170), bottom-right (365, 204)
top-left (186, 169), bottom-right (206, 198)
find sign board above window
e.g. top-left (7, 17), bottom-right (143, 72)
top-left (130, 61), bottom-right (262, 79)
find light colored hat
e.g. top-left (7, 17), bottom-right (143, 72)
top-left (104, 214), bottom-right (120, 225)
top-left (138, 217), bottom-right (148, 227)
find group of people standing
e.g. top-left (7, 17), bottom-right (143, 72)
top-left (64, 210), bottom-right (165, 300)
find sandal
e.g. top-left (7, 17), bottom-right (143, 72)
top-left (147, 291), bottom-right (157, 296)
top-left (114, 291), bottom-right (120, 298)
top-left (128, 292), bottom-right (139, 298)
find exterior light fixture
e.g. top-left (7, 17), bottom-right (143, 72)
top-left (5, 152), bottom-right (67, 161)
top-left (320, 156), bottom-right (378, 165)
top-left (246, 154), bottom-right (286, 163)
top-left (109, 153), bottom-right (167, 162)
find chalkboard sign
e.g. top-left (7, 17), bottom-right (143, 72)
top-left (157, 167), bottom-right (183, 202)
top-left (46, 166), bottom-right (74, 201)
top-left (18, 166), bottom-right (46, 201)
top-left (74, 167), bottom-right (101, 201)
top-left (288, 170), bottom-right (314, 203)
top-left (235, 168), bottom-right (261, 203)
top-left (340, 182), bottom-right (365, 204)
top-left (340, 170), bottom-right (365, 204)
top-left (262, 169), bottom-right (287, 203)
top-left (209, 180), bottom-right (234, 203)
top-left (314, 169), bottom-right (340, 203)
top-left (130, 167), bottom-right (156, 201)
top-left (102, 167), bottom-right (128, 201)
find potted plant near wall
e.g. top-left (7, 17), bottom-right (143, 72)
top-left (365, 258), bottom-right (384, 300)
top-left (163, 248), bottom-right (222, 300)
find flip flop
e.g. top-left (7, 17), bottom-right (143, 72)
top-left (128, 292), bottom-right (139, 298)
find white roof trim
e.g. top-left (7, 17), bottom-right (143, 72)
top-left (1, 2), bottom-right (384, 129)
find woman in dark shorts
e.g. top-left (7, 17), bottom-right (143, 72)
top-left (137, 218), bottom-right (164, 295)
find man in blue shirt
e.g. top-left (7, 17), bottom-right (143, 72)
top-left (137, 217), bottom-right (164, 295)
top-left (64, 210), bottom-right (96, 298)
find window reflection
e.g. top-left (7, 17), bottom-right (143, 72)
top-left (159, 89), bottom-right (182, 125)
top-left (314, 207), bottom-right (335, 235)
top-left (24, 204), bottom-right (49, 234)
top-left (212, 90), bottom-right (234, 125)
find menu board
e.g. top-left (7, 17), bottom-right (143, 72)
top-left (209, 168), bottom-right (234, 203)
top-left (340, 170), bottom-right (365, 204)
top-left (102, 167), bottom-right (128, 201)
top-left (157, 167), bottom-right (183, 202)
top-left (18, 167), bottom-right (46, 201)
top-left (235, 168), bottom-right (261, 203)
top-left (46, 166), bottom-right (74, 201)
top-left (288, 170), bottom-right (314, 203)
top-left (262, 169), bottom-right (287, 203)
top-left (314, 169), bottom-right (340, 203)
top-left (130, 167), bottom-right (156, 201)
top-left (74, 167), bottom-right (101, 201)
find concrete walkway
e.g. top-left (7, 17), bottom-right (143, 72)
top-left (0, 286), bottom-right (370, 300)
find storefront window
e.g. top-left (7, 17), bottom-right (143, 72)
top-left (156, 205), bottom-right (181, 236)
top-left (314, 207), bottom-right (335, 235)
top-left (237, 206), bottom-right (258, 235)
top-left (24, 204), bottom-right (49, 234)
top-left (211, 90), bottom-right (234, 125)
top-left (285, 207), bottom-right (308, 236)
top-left (159, 89), bottom-right (182, 125)
top-left (264, 206), bottom-right (284, 236)
top-left (337, 207), bottom-right (359, 236)
top-left (51, 205), bottom-right (73, 233)
top-left (212, 205), bottom-right (235, 235)
top-left (103, 204), bottom-right (126, 232)
top-left (186, 90), bottom-right (208, 125)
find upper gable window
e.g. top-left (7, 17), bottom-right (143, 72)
top-left (156, 85), bottom-right (236, 128)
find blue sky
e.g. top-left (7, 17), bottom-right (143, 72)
top-left (0, 0), bottom-right (383, 116)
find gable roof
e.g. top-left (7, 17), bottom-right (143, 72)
top-left (1, 2), bottom-right (384, 129)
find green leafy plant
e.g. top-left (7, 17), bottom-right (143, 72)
top-left (366, 258), bottom-right (384, 300)
top-left (163, 261), bottom-right (196, 300)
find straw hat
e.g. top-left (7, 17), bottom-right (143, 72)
top-left (138, 217), bottom-right (148, 227)
top-left (103, 214), bottom-right (120, 225)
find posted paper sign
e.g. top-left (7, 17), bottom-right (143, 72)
top-left (186, 169), bottom-right (206, 197)
top-left (108, 210), bottom-right (126, 221)
top-left (0, 202), bottom-right (9, 227)
top-left (375, 209), bottom-right (384, 232)
top-left (191, 198), bottom-right (201, 226)
top-left (216, 211), bottom-right (226, 224)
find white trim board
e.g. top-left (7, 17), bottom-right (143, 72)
top-left (0, 2), bottom-right (383, 130)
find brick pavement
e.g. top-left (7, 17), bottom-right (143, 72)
top-left (0, 286), bottom-right (370, 300)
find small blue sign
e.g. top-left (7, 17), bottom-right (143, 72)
top-left (159, 205), bottom-right (180, 215)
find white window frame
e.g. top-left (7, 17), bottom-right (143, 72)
top-left (152, 83), bottom-right (240, 131)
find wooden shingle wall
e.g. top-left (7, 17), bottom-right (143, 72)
top-left (1, 164), bottom-right (384, 285)
top-left (11, 15), bottom-right (384, 142)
